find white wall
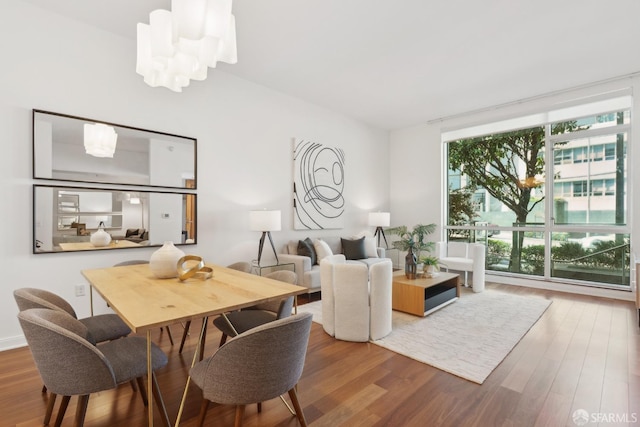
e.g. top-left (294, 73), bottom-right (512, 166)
top-left (148, 193), bottom-right (184, 244)
top-left (0, 2), bottom-right (390, 350)
top-left (389, 123), bottom-right (443, 232)
top-left (390, 77), bottom-right (639, 301)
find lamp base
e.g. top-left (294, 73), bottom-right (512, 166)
top-left (374, 226), bottom-right (388, 248)
top-left (256, 231), bottom-right (279, 266)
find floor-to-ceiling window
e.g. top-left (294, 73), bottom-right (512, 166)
top-left (443, 95), bottom-right (631, 289)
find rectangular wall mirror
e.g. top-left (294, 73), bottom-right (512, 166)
top-left (33, 110), bottom-right (197, 189)
top-left (34, 185), bottom-right (196, 253)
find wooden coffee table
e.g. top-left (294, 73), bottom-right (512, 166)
top-left (392, 271), bottom-right (460, 317)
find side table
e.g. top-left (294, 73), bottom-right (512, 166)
top-left (251, 261), bottom-right (295, 277)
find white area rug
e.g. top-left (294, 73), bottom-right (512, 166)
top-left (298, 289), bottom-right (551, 384)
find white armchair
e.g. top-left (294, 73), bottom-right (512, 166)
top-left (320, 254), bottom-right (392, 342)
top-left (435, 241), bottom-right (486, 292)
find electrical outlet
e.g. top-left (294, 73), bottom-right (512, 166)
top-left (75, 284), bottom-right (85, 297)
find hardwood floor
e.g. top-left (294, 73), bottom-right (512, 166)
top-left (2, 284), bottom-right (639, 426)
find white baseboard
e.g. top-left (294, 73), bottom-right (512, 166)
top-left (487, 273), bottom-right (634, 302)
top-left (0, 335), bottom-right (27, 352)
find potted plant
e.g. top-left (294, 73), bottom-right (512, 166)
top-left (420, 255), bottom-right (440, 276)
top-left (386, 223), bottom-right (436, 260)
top-left (387, 223), bottom-right (437, 279)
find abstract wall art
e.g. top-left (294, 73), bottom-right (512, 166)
top-left (293, 138), bottom-right (345, 230)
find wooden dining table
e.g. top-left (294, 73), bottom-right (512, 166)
top-left (81, 262), bottom-right (307, 427)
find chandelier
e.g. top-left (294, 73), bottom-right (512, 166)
top-left (84, 123), bottom-right (118, 158)
top-left (136, 0), bottom-right (237, 92)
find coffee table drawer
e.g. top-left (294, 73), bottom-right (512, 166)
top-left (424, 284), bottom-right (457, 313)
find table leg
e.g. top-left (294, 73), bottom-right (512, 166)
top-left (90, 285), bottom-right (94, 316)
top-left (147, 330), bottom-right (153, 427)
top-left (175, 316), bottom-right (209, 427)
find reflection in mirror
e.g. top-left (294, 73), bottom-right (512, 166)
top-left (34, 185), bottom-right (197, 253)
top-left (33, 110), bottom-right (197, 189)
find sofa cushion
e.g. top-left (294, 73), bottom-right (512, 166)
top-left (440, 257), bottom-right (473, 271)
top-left (297, 238), bottom-right (317, 265)
top-left (303, 266), bottom-right (322, 289)
top-left (341, 237), bottom-right (366, 260)
top-left (447, 241), bottom-right (468, 258)
top-left (352, 231), bottom-right (378, 258)
top-left (314, 239), bottom-right (333, 262)
top-left (287, 240), bottom-right (298, 255)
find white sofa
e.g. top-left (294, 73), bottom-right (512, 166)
top-left (279, 236), bottom-right (387, 293)
top-left (435, 241), bottom-right (486, 292)
top-left (320, 254), bottom-right (393, 341)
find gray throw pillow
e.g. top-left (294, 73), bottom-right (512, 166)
top-left (125, 228), bottom-right (140, 238)
top-left (341, 237), bottom-right (366, 260)
top-left (298, 238), bottom-right (317, 265)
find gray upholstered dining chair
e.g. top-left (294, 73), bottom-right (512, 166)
top-left (14, 286), bottom-right (136, 407)
top-left (17, 308), bottom-right (170, 427)
top-left (190, 312), bottom-right (313, 427)
top-left (178, 261), bottom-right (253, 354)
top-left (13, 287), bottom-right (131, 344)
top-left (212, 270), bottom-right (297, 346)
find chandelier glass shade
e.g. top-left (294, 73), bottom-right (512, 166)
top-left (136, 0), bottom-right (237, 92)
top-left (83, 123), bottom-right (118, 158)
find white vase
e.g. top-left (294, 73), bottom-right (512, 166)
top-left (149, 241), bottom-right (185, 279)
top-left (90, 226), bottom-right (111, 247)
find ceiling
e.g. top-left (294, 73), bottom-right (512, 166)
top-left (21, 0), bottom-right (640, 130)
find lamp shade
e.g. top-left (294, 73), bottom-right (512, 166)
top-left (250, 210), bottom-right (281, 232)
top-left (368, 212), bottom-right (390, 227)
top-left (84, 123), bottom-right (118, 158)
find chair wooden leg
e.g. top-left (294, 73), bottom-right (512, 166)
top-left (151, 372), bottom-right (171, 427)
top-left (164, 326), bottom-right (174, 345)
top-left (257, 402), bottom-right (262, 413)
top-left (179, 320), bottom-right (191, 353)
top-left (130, 378), bottom-right (138, 392)
top-left (288, 388), bottom-right (308, 427)
top-left (54, 395), bottom-right (71, 427)
top-left (218, 333), bottom-right (228, 347)
top-left (44, 392), bottom-right (57, 425)
top-left (73, 395), bottom-right (90, 427)
top-left (234, 405), bottom-right (245, 427)
top-left (197, 399), bottom-right (210, 427)
top-left (136, 377), bottom-right (148, 406)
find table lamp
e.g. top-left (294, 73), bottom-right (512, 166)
top-left (250, 209), bottom-right (281, 265)
top-left (369, 212), bottom-right (390, 248)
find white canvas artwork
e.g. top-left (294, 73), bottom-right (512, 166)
top-left (293, 139), bottom-right (345, 230)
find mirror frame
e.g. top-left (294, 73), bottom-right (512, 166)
top-left (33, 109), bottom-right (197, 190)
top-left (33, 184), bottom-right (197, 254)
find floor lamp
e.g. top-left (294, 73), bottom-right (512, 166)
top-left (369, 212), bottom-right (390, 248)
top-left (250, 210), bottom-right (281, 265)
